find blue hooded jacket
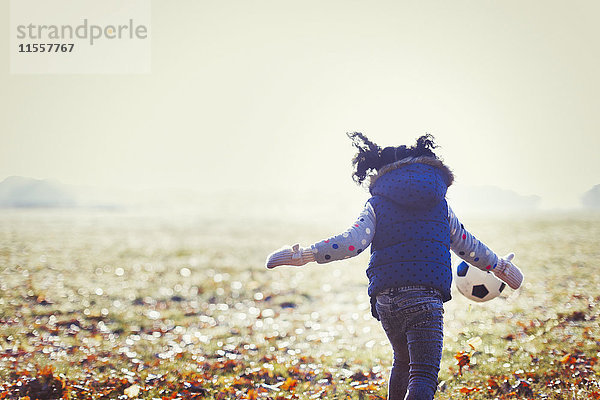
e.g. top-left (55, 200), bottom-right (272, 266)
top-left (366, 158), bottom-right (453, 302)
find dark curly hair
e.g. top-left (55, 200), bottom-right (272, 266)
top-left (347, 132), bottom-right (440, 185)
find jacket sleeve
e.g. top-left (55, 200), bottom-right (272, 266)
top-left (310, 203), bottom-right (376, 264)
top-left (448, 206), bottom-right (499, 271)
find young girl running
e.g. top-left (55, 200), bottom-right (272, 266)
top-left (266, 133), bottom-right (523, 400)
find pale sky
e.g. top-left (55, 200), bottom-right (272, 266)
top-left (1, 0), bottom-right (599, 209)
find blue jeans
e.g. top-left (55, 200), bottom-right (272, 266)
top-left (375, 286), bottom-right (444, 400)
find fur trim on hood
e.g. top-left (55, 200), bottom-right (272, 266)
top-left (368, 156), bottom-right (454, 190)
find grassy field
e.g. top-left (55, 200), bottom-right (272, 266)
top-left (0, 209), bottom-right (599, 399)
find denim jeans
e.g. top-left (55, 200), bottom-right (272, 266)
top-left (375, 286), bottom-right (444, 400)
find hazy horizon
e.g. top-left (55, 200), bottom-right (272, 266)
top-left (0, 174), bottom-right (592, 220)
top-left (2, 0), bottom-right (599, 210)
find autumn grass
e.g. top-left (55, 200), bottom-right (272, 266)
top-left (0, 209), bottom-right (599, 399)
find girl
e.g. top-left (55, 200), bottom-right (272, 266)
top-left (265, 133), bottom-right (523, 400)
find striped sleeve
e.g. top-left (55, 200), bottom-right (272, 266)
top-left (311, 203), bottom-right (376, 264)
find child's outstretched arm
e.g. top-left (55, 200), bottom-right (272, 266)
top-left (266, 203), bottom-right (376, 269)
top-left (448, 206), bottom-right (523, 289)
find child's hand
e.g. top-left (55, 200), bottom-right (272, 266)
top-left (492, 253), bottom-right (524, 290)
top-left (265, 244), bottom-right (315, 269)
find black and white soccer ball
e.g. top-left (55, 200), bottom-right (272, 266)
top-left (454, 261), bottom-right (506, 302)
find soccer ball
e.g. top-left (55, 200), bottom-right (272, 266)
top-left (454, 261), bottom-right (506, 302)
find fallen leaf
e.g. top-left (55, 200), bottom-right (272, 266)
top-left (124, 384), bottom-right (140, 398)
top-left (280, 377), bottom-right (298, 391)
top-left (466, 336), bottom-right (482, 351)
top-left (243, 388), bottom-right (258, 400)
top-left (454, 351), bottom-right (471, 375)
top-left (459, 386), bottom-right (480, 394)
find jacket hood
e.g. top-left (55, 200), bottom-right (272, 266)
top-left (369, 156), bottom-right (453, 209)
top-left (369, 156), bottom-right (454, 189)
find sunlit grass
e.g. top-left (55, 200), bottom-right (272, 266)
top-left (0, 210), bottom-right (599, 399)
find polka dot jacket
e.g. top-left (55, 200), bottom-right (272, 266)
top-left (309, 159), bottom-right (499, 303)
